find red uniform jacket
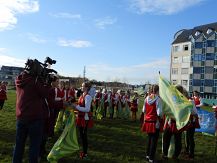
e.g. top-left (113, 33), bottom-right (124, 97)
top-left (76, 93), bottom-right (93, 128)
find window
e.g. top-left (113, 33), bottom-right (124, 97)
top-left (195, 31), bottom-right (201, 36)
top-left (172, 80), bottom-right (177, 85)
top-left (183, 45), bottom-right (189, 51)
top-left (204, 80), bottom-right (214, 86)
top-left (205, 67), bottom-right (214, 73)
top-left (173, 57), bottom-right (178, 63)
top-left (207, 28), bottom-right (213, 34)
top-left (193, 67), bottom-right (201, 73)
top-left (172, 68), bottom-right (178, 74)
top-left (200, 87), bottom-right (204, 92)
top-left (195, 42), bottom-right (203, 49)
top-left (207, 40), bottom-right (215, 47)
top-left (173, 45), bottom-right (180, 52)
top-left (182, 80), bottom-right (188, 86)
top-left (206, 53), bottom-right (215, 60)
top-left (193, 79), bottom-right (201, 86)
top-left (201, 74), bottom-right (204, 79)
top-left (182, 56), bottom-right (190, 62)
top-left (214, 80), bottom-right (217, 87)
top-left (181, 68), bottom-right (188, 74)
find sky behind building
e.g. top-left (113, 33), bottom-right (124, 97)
top-left (0, 0), bottom-right (217, 84)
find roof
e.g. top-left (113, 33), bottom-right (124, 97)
top-left (172, 22), bottom-right (217, 44)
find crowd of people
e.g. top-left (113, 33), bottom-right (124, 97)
top-left (2, 68), bottom-right (210, 163)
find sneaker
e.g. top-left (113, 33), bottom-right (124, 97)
top-left (149, 159), bottom-right (154, 163)
top-left (79, 152), bottom-right (84, 159)
top-left (83, 154), bottom-right (90, 160)
top-left (162, 155), bottom-right (168, 160)
top-left (146, 155), bottom-right (150, 161)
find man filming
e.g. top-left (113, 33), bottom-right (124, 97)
top-left (12, 58), bottom-right (56, 163)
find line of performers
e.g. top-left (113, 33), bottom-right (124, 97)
top-left (42, 78), bottom-right (141, 160)
top-left (140, 85), bottom-right (202, 163)
top-left (93, 88), bottom-right (139, 121)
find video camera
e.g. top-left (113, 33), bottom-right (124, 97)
top-left (24, 57), bottom-right (57, 84)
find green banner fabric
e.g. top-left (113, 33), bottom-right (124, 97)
top-left (47, 109), bottom-right (79, 163)
top-left (159, 75), bottom-right (192, 130)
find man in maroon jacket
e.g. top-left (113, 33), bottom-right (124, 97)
top-left (12, 70), bottom-right (49, 163)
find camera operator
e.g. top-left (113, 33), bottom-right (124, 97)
top-left (12, 69), bottom-right (50, 163)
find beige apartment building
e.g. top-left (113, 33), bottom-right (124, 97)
top-left (171, 22), bottom-right (217, 98)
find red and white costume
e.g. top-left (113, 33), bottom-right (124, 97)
top-left (141, 94), bottom-right (163, 133)
top-left (76, 93), bottom-right (93, 128)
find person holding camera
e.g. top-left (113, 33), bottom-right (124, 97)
top-left (12, 69), bottom-right (50, 163)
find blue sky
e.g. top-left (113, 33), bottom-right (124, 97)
top-left (0, 0), bottom-right (217, 84)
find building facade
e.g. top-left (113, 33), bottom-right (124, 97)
top-left (171, 22), bottom-right (217, 99)
top-left (0, 66), bottom-right (24, 84)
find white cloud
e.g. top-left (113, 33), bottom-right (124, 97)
top-left (58, 38), bottom-right (92, 48)
top-left (0, 48), bottom-right (7, 53)
top-left (0, 55), bottom-right (25, 67)
top-left (49, 12), bottom-right (81, 19)
top-left (87, 58), bottom-right (170, 84)
top-left (129, 0), bottom-right (203, 15)
top-left (0, 0), bottom-right (39, 31)
top-left (27, 33), bottom-right (47, 43)
top-left (95, 16), bottom-right (117, 29)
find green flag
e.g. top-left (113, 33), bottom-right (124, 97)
top-left (159, 75), bottom-right (192, 130)
top-left (47, 109), bottom-right (79, 163)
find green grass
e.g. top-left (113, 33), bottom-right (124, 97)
top-left (0, 91), bottom-right (217, 162)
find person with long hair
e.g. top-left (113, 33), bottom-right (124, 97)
top-left (71, 82), bottom-right (93, 160)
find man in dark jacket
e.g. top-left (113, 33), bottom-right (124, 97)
top-left (12, 71), bottom-right (49, 163)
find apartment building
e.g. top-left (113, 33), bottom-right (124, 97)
top-left (171, 22), bottom-right (217, 98)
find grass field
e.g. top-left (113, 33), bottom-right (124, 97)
top-left (0, 91), bottom-right (217, 163)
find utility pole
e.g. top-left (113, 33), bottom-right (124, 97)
top-left (83, 66), bottom-right (86, 82)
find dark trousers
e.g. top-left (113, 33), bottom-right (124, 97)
top-left (12, 119), bottom-right (44, 163)
top-left (185, 127), bottom-right (195, 158)
top-left (109, 105), bottom-right (114, 119)
top-left (146, 129), bottom-right (160, 160)
top-left (0, 99), bottom-right (5, 109)
top-left (103, 105), bottom-right (107, 118)
top-left (79, 126), bottom-right (88, 154)
top-left (163, 128), bottom-right (182, 158)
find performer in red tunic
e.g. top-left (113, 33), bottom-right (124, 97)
top-left (94, 89), bottom-right (102, 115)
top-left (130, 92), bottom-right (139, 122)
top-left (192, 90), bottom-right (203, 109)
top-left (162, 85), bottom-right (184, 160)
top-left (183, 90), bottom-right (200, 160)
top-left (141, 85), bottom-right (163, 163)
top-left (0, 81), bottom-right (8, 110)
top-left (71, 82), bottom-right (93, 160)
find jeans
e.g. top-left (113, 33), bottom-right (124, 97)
top-left (12, 119), bottom-right (44, 163)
